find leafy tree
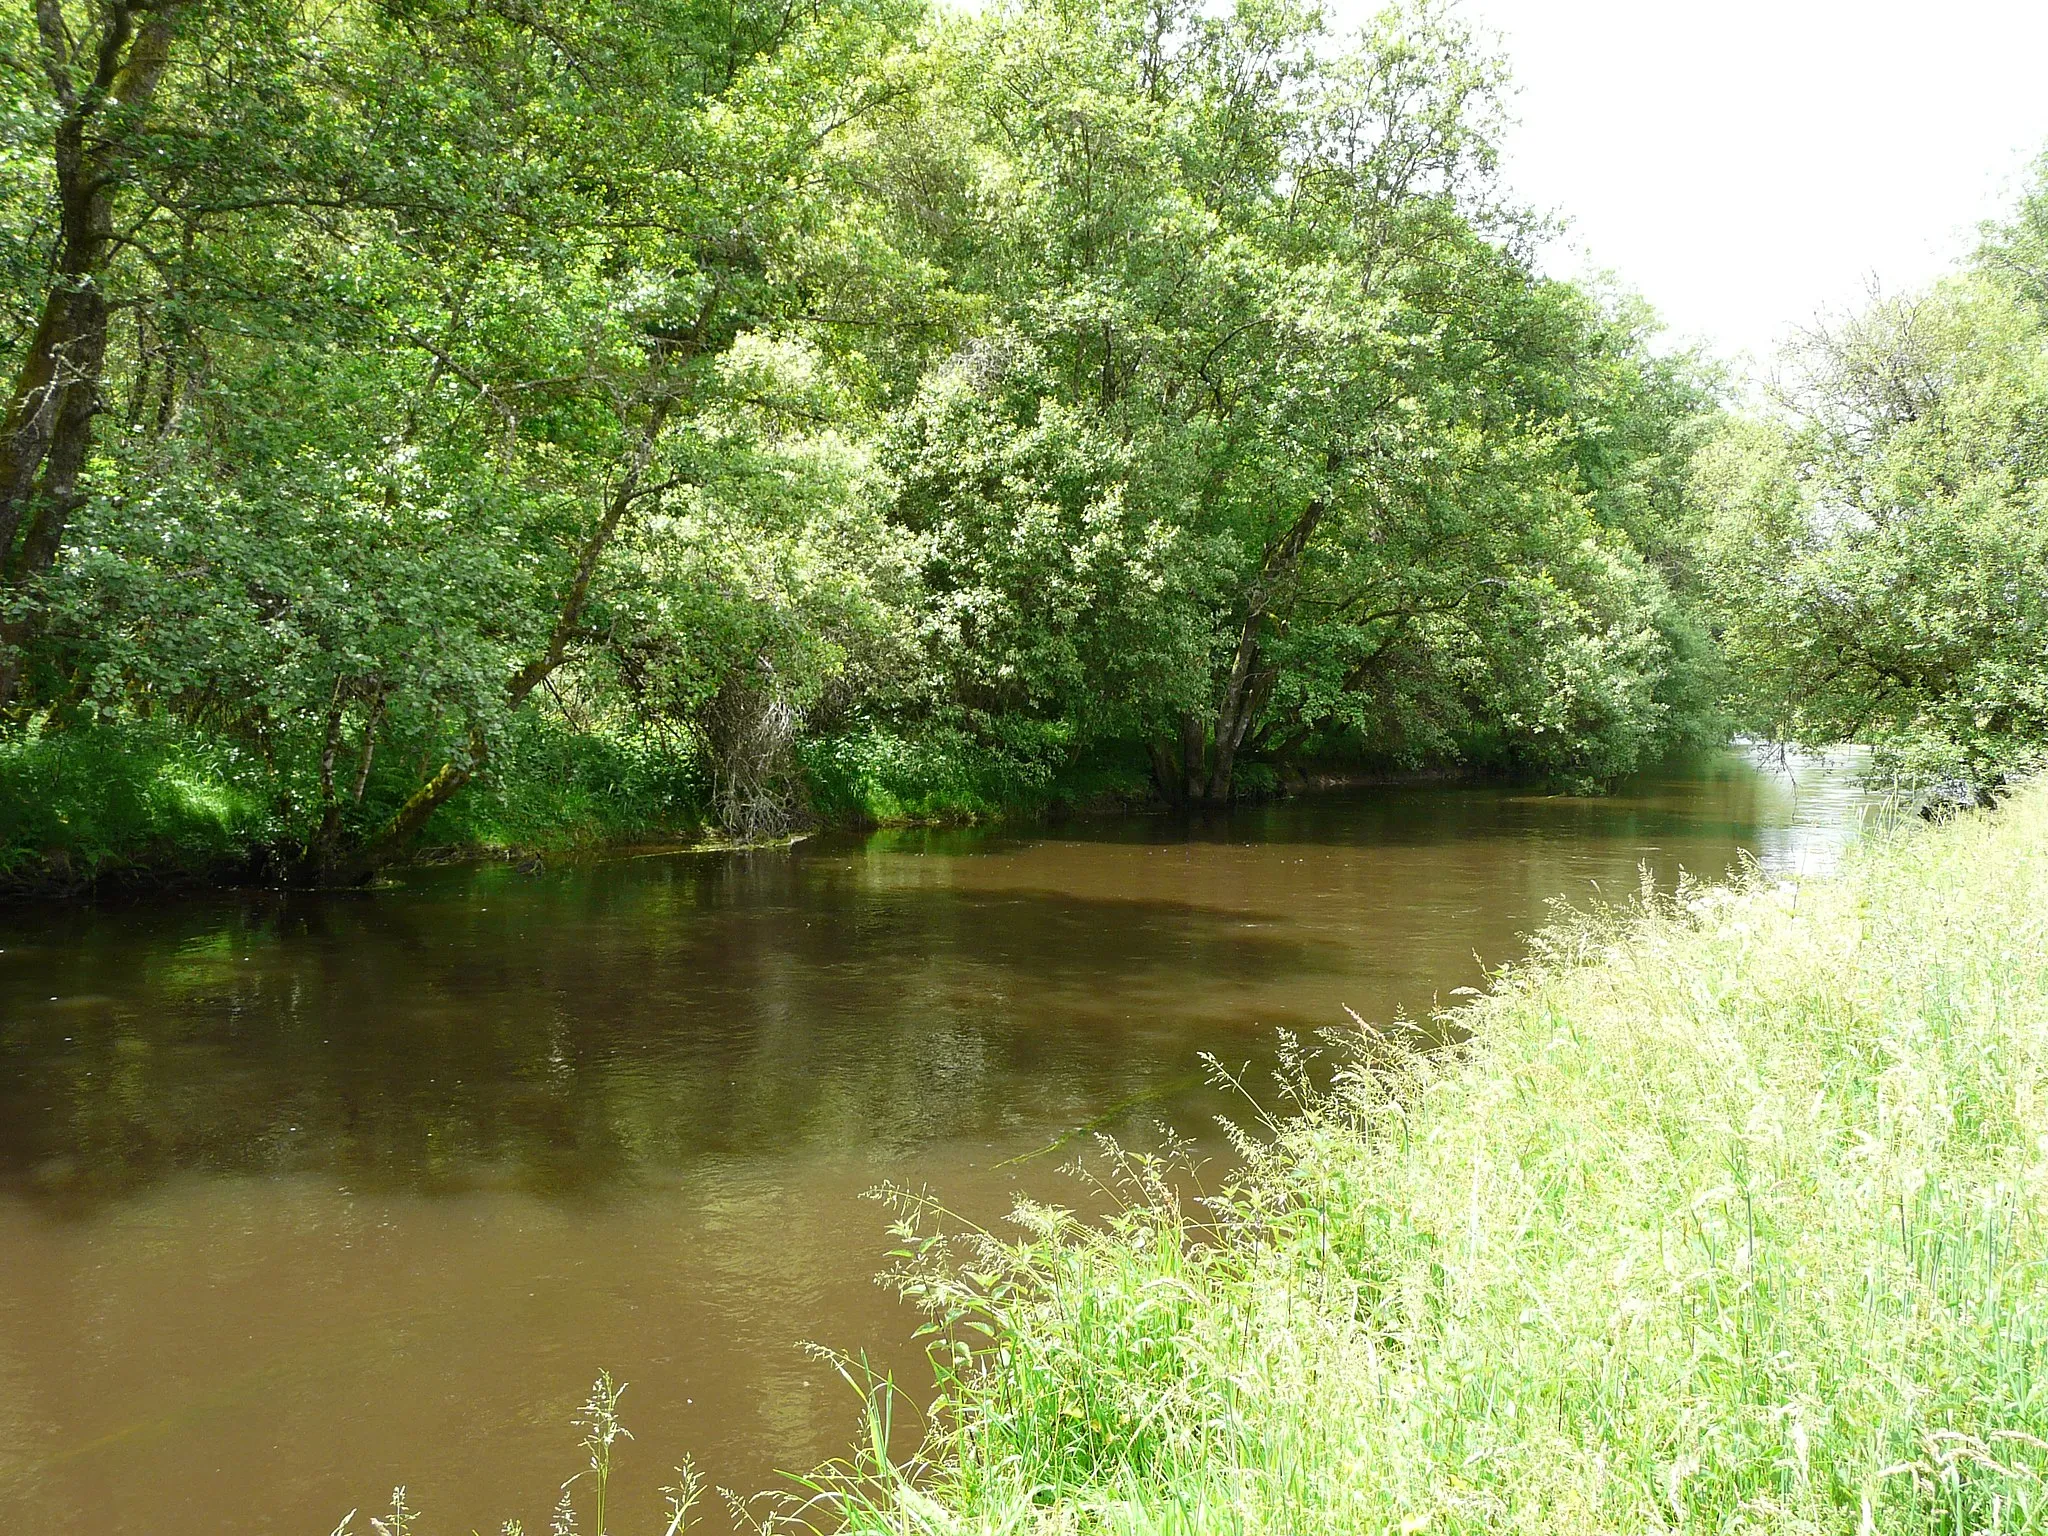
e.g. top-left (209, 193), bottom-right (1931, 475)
top-left (1700, 170), bottom-right (2048, 789)
top-left (870, 0), bottom-right (1720, 803)
top-left (7, 0), bottom-right (928, 876)
top-left (0, 0), bottom-right (1739, 886)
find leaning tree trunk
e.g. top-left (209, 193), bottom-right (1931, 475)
top-left (310, 401), bottom-right (676, 886)
top-left (1203, 624), bottom-right (1264, 806)
top-left (1172, 491), bottom-right (1330, 809)
top-left (0, 2), bottom-right (185, 709)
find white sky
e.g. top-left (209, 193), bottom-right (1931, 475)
top-left (1364, 0), bottom-right (2048, 367)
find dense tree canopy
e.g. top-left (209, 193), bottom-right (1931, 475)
top-left (860, 0), bottom-right (1722, 804)
top-left (0, 0), bottom-right (1755, 883)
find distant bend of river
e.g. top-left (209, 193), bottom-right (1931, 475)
top-left (0, 749), bottom-right (1873, 1535)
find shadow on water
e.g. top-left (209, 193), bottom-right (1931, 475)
top-left (0, 749), bottom-right (1872, 1534)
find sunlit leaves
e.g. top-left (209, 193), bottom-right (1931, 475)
top-left (1701, 170), bottom-right (2048, 787)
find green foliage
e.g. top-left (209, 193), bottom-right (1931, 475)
top-left (1701, 167), bottom-right (2048, 790)
top-left (825, 782), bottom-right (2048, 1534)
top-left (0, 718), bottom-right (279, 882)
top-left (0, 0), bottom-right (1737, 882)
top-left (857, 0), bottom-right (1726, 802)
top-left (418, 718), bottom-right (703, 856)
top-left (879, 335), bottom-right (1209, 742)
top-left (801, 723), bottom-right (1050, 824)
top-left (0, 715), bottom-right (700, 885)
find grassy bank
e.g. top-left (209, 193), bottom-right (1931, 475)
top-left (0, 711), bottom-right (1706, 894)
top-left (0, 718), bottom-right (705, 892)
top-left (825, 781), bottom-right (2048, 1534)
top-left (0, 717), bottom-right (1133, 892)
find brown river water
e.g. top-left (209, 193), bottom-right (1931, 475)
top-left (0, 750), bottom-right (1872, 1534)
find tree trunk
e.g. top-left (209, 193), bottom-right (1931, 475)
top-left (0, 2), bottom-right (184, 709)
top-left (320, 729), bottom-right (486, 887)
top-left (1203, 623), bottom-right (1261, 805)
top-left (505, 398), bottom-right (672, 709)
top-left (1185, 489), bottom-right (1330, 808)
top-left (310, 402), bottom-right (677, 884)
top-left (306, 680), bottom-right (350, 861)
top-left (1148, 738), bottom-right (1185, 808)
top-left (1181, 711), bottom-right (1207, 806)
top-left (303, 681), bottom-right (388, 872)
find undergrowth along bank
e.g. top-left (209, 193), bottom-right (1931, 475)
top-left (820, 780), bottom-right (2048, 1534)
top-left (0, 716), bottom-right (704, 892)
top-left (0, 714), bottom-right (1430, 894)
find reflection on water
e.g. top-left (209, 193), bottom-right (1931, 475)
top-left (0, 749), bottom-right (1870, 1534)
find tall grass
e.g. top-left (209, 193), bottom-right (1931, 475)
top-left (799, 727), bottom-right (1154, 827)
top-left (331, 1375), bottom-right (703, 1536)
top-left (819, 781), bottom-right (2048, 1533)
top-left (0, 717), bottom-right (280, 883)
top-left (417, 717), bottom-right (704, 856)
top-left (0, 714), bottom-right (705, 889)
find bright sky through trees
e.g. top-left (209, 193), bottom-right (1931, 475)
top-left (1419, 0), bottom-right (2048, 362)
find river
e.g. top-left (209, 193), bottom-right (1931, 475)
top-left (0, 750), bottom-right (1872, 1534)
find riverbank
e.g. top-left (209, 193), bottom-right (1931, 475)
top-left (0, 729), bottom-right (1022, 896)
top-left (0, 717), bottom-right (707, 896)
top-left (0, 716), bottom-right (1498, 897)
top-left (830, 779), bottom-right (2048, 1533)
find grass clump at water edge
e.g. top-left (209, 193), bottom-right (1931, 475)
top-left (812, 779), bottom-right (2048, 1533)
